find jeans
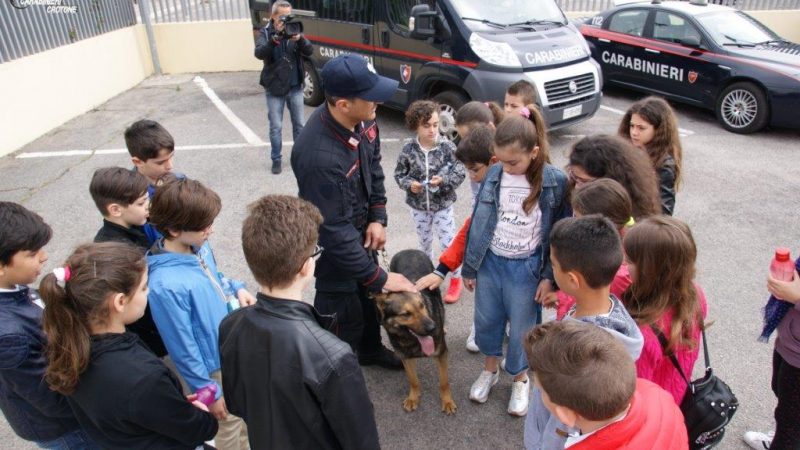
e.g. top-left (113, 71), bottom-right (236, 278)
top-left (35, 429), bottom-right (98, 450)
top-left (771, 350), bottom-right (800, 449)
top-left (266, 85), bottom-right (305, 162)
top-left (474, 250), bottom-right (542, 376)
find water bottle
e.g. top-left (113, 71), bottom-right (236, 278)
top-left (770, 248), bottom-right (795, 281)
top-left (220, 276), bottom-right (241, 312)
top-left (195, 383), bottom-right (218, 406)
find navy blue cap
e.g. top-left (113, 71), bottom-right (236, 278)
top-left (321, 54), bottom-right (399, 102)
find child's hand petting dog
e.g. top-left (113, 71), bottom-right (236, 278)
top-left (416, 272), bottom-right (444, 291)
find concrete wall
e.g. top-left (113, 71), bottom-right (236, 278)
top-left (0, 25), bottom-right (154, 157)
top-left (153, 20), bottom-right (262, 74)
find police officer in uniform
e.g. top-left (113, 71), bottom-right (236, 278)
top-left (291, 55), bottom-right (415, 369)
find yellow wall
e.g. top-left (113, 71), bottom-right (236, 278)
top-left (0, 25), bottom-right (154, 157)
top-left (153, 20), bottom-right (262, 74)
top-left (748, 11), bottom-right (800, 42)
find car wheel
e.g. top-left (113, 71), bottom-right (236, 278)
top-left (715, 82), bottom-right (768, 134)
top-left (303, 60), bottom-right (324, 106)
top-left (432, 90), bottom-right (469, 141)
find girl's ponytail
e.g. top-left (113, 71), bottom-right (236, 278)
top-left (523, 104), bottom-right (550, 163)
top-left (40, 242), bottom-right (147, 394)
top-left (41, 271), bottom-right (91, 395)
top-left (485, 101), bottom-right (506, 126)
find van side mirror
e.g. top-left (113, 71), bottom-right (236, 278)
top-left (680, 36), bottom-right (702, 48)
top-left (410, 5), bottom-right (438, 39)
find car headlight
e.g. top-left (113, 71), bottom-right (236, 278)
top-left (469, 33), bottom-right (521, 68)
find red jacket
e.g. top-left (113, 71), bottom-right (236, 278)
top-left (438, 216), bottom-right (470, 272)
top-left (569, 379), bottom-right (688, 450)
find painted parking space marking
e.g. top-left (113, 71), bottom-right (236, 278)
top-left (193, 75), bottom-right (266, 146)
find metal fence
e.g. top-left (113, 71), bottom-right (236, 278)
top-left (0, 0), bottom-right (136, 64)
top-left (143, 0), bottom-right (250, 23)
top-left (557, 0), bottom-right (800, 10)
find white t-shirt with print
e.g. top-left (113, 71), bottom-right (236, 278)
top-left (490, 173), bottom-right (541, 259)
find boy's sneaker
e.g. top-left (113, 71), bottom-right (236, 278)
top-left (466, 324), bottom-right (479, 353)
top-left (743, 430), bottom-right (774, 449)
top-left (469, 370), bottom-right (499, 403)
top-left (444, 277), bottom-right (462, 304)
top-left (508, 377), bottom-right (530, 416)
top-left (271, 160), bottom-right (282, 174)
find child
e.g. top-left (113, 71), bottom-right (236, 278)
top-left (219, 195), bottom-right (380, 450)
top-left (0, 202), bottom-right (94, 449)
top-left (552, 179), bottom-right (635, 320)
top-left (40, 242), bottom-right (218, 449)
top-left (744, 257), bottom-right (800, 449)
top-left (395, 100), bottom-right (466, 302)
top-left (525, 215), bottom-right (644, 450)
top-left (621, 216), bottom-right (708, 404)
top-left (90, 167), bottom-right (150, 250)
top-left (504, 80), bottom-right (537, 116)
top-left (147, 179), bottom-right (255, 450)
top-left (90, 166), bottom-right (167, 358)
top-left (125, 119), bottom-right (182, 245)
top-left (461, 115), bottom-right (569, 416)
top-left (454, 100), bottom-right (504, 141)
top-left (525, 320), bottom-right (688, 450)
top-left (618, 96), bottom-right (683, 215)
top-left (567, 134), bottom-right (660, 219)
top-left (125, 119), bottom-right (176, 191)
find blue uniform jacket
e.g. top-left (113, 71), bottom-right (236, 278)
top-left (146, 240), bottom-right (245, 399)
top-left (461, 163), bottom-right (570, 282)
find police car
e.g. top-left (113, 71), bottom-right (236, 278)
top-left (580, 0), bottom-right (800, 133)
top-left (251, 0), bottom-right (604, 139)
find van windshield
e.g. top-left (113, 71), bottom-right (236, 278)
top-left (450, 0), bottom-right (565, 29)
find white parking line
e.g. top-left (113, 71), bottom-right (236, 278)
top-left (15, 139), bottom-right (403, 159)
top-left (600, 104), bottom-right (694, 137)
top-left (193, 76), bottom-right (266, 146)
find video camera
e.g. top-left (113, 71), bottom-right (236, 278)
top-left (277, 14), bottom-right (304, 39)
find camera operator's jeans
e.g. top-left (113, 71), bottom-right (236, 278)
top-left (266, 85), bottom-right (305, 162)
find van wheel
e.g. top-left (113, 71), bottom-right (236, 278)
top-left (715, 82), bottom-right (768, 134)
top-left (303, 60), bottom-right (324, 106)
top-left (433, 91), bottom-right (469, 141)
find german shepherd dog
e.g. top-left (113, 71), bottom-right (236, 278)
top-left (373, 249), bottom-right (456, 415)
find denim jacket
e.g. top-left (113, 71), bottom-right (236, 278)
top-left (461, 163), bottom-right (570, 282)
top-left (0, 287), bottom-right (80, 442)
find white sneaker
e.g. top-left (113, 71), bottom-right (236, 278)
top-left (469, 370), bottom-right (499, 403)
top-left (743, 430), bottom-right (774, 450)
top-left (508, 377), bottom-right (530, 416)
top-left (500, 358), bottom-right (506, 372)
top-left (466, 324), bottom-right (479, 353)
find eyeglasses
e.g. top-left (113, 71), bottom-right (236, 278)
top-left (567, 167), bottom-right (597, 186)
top-left (310, 244), bottom-right (324, 260)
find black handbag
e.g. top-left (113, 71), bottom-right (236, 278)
top-left (651, 325), bottom-right (739, 449)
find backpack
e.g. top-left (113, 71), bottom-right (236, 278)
top-left (651, 325), bottom-right (739, 449)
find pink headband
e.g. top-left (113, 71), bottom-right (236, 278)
top-left (53, 266), bottom-right (71, 283)
top-left (519, 107), bottom-right (531, 119)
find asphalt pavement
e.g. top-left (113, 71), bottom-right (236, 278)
top-left (1, 71), bottom-right (799, 450)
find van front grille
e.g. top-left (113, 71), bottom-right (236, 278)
top-left (544, 73), bottom-right (595, 103)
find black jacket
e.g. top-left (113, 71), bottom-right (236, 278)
top-left (254, 22), bottom-right (313, 96)
top-left (93, 220), bottom-right (168, 357)
top-left (0, 287), bottom-right (81, 442)
top-left (657, 154), bottom-right (677, 216)
top-left (291, 105), bottom-right (389, 293)
top-left (219, 294), bottom-right (380, 450)
top-left (67, 333), bottom-right (218, 449)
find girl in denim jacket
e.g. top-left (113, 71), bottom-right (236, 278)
top-left (395, 100), bottom-right (466, 301)
top-left (461, 115), bottom-right (570, 417)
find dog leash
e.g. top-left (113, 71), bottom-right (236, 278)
top-left (378, 249), bottom-right (390, 271)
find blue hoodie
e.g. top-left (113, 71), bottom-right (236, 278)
top-left (146, 240), bottom-right (245, 400)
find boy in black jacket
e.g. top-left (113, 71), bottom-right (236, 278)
top-left (0, 202), bottom-right (95, 448)
top-left (90, 167), bottom-right (167, 358)
top-left (219, 195), bottom-right (380, 450)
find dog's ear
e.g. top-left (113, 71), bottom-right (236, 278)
top-left (371, 292), bottom-right (389, 321)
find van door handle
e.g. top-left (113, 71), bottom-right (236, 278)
top-left (362, 28), bottom-right (370, 44)
top-left (381, 30), bottom-right (390, 47)
top-left (645, 48), bottom-right (660, 54)
top-left (598, 38), bottom-right (610, 43)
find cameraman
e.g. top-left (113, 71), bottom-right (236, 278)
top-left (255, 0), bottom-right (313, 174)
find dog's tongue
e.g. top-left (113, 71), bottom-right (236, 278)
top-left (412, 332), bottom-right (435, 356)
